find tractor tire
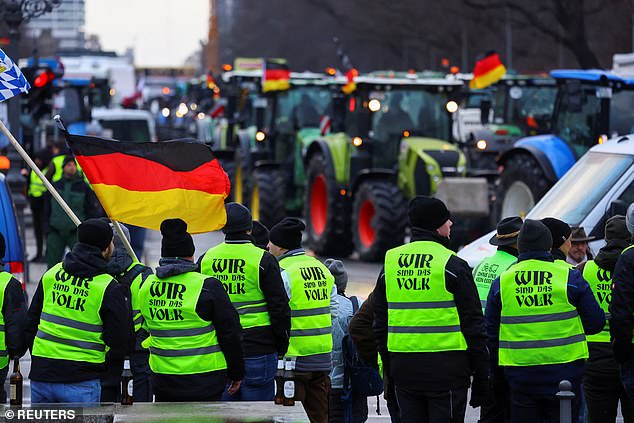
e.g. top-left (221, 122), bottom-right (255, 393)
top-left (251, 167), bottom-right (286, 229)
top-left (304, 154), bottom-right (353, 257)
top-left (352, 181), bottom-right (407, 262)
top-left (495, 153), bottom-right (552, 219)
top-left (220, 159), bottom-right (236, 202)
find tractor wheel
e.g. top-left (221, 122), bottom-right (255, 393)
top-left (304, 154), bottom-right (352, 257)
top-left (352, 181), bottom-right (407, 262)
top-left (220, 159), bottom-right (236, 202)
top-left (251, 167), bottom-right (286, 229)
top-left (496, 153), bottom-right (552, 219)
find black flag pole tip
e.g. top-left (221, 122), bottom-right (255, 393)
top-left (53, 115), bottom-right (67, 132)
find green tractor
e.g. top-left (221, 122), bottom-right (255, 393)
top-left (302, 74), bottom-right (488, 261)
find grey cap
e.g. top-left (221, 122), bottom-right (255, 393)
top-left (324, 258), bottom-right (348, 293)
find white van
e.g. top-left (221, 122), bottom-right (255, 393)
top-left (459, 135), bottom-right (634, 267)
top-left (91, 108), bottom-right (157, 143)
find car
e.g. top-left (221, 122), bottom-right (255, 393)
top-left (0, 173), bottom-right (27, 292)
top-left (459, 134), bottom-right (634, 268)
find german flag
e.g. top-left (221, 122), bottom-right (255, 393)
top-left (65, 134), bottom-right (230, 233)
top-left (469, 52), bottom-right (506, 89)
top-left (262, 58), bottom-right (290, 92)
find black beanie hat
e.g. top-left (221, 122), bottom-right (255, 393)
top-left (77, 218), bottom-right (113, 250)
top-left (269, 218), bottom-right (305, 250)
top-left (252, 220), bottom-right (269, 250)
top-left (222, 202), bottom-right (253, 234)
top-left (62, 155), bottom-right (75, 168)
top-left (540, 217), bottom-right (572, 249)
top-left (518, 219), bottom-right (553, 253)
top-left (0, 232), bottom-right (5, 258)
top-left (605, 215), bottom-right (629, 244)
top-left (408, 196), bottom-right (451, 230)
top-left (160, 218), bottom-right (195, 258)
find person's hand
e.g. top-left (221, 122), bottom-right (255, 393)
top-left (226, 380), bottom-right (242, 396)
top-left (469, 376), bottom-right (491, 408)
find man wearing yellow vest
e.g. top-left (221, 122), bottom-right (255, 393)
top-left (473, 216), bottom-right (522, 423)
top-left (26, 150), bottom-right (51, 262)
top-left (45, 141), bottom-right (70, 183)
top-left (577, 215), bottom-right (634, 422)
top-left (198, 203), bottom-right (290, 401)
top-left (541, 217), bottom-right (574, 268)
top-left (485, 219), bottom-right (605, 422)
top-left (0, 232), bottom-right (27, 403)
top-left (373, 196), bottom-right (489, 422)
top-left (268, 218), bottom-right (337, 423)
top-left (101, 222), bottom-right (154, 402)
top-left (140, 218), bottom-right (244, 402)
top-left (25, 219), bottom-right (130, 403)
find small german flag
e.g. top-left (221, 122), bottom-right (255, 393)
top-left (65, 134), bottom-right (230, 233)
top-left (470, 52), bottom-right (506, 89)
top-left (262, 58), bottom-right (290, 92)
top-left (342, 68), bottom-right (358, 95)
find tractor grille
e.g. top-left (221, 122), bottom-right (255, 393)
top-left (425, 150), bottom-right (461, 176)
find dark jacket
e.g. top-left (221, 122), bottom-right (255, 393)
top-left (577, 239), bottom-right (629, 380)
top-left (45, 173), bottom-right (99, 233)
top-left (25, 243), bottom-right (131, 383)
top-left (1, 265), bottom-right (27, 363)
top-left (151, 258), bottom-right (245, 400)
top-left (610, 246), bottom-right (634, 362)
top-left (197, 233), bottom-right (290, 357)
top-left (373, 228), bottom-right (489, 391)
top-left (486, 251), bottom-right (605, 395)
top-left (349, 291), bottom-right (378, 369)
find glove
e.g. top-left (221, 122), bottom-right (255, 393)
top-left (469, 376), bottom-right (491, 408)
top-left (612, 340), bottom-right (634, 364)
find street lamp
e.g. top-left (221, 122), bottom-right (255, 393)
top-left (0, 0), bottom-right (62, 263)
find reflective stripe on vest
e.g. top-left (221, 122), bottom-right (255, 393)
top-left (200, 242), bottom-right (270, 329)
top-left (279, 253), bottom-right (334, 358)
top-left (473, 250), bottom-right (517, 311)
top-left (499, 260), bottom-right (588, 366)
top-left (0, 272), bottom-right (13, 367)
top-left (28, 167), bottom-right (48, 198)
top-left (32, 263), bottom-right (111, 364)
top-left (385, 241), bottom-right (467, 353)
top-left (139, 271), bottom-right (227, 375)
top-left (583, 260), bottom-right (611, 343)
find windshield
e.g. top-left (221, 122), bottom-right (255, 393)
top-left (527, 152), bottom-right (633, 225)
top-left (503, 85), bottom-right (556, 130)
top-left (552, 86), bottom-right (601, 157)
top-left (371, 89), bottom-right (449, 141)
top-left (274, 85), bottom-right (332, 131)
top-left (609, 89), bottom-right (634, 137)
top-left (99, 119), bottom-right (151, 143)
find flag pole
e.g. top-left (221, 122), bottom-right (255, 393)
top-left (110, 219), bottom-right (139, 263)
top-left (0, 119), bottom-right (81, 226)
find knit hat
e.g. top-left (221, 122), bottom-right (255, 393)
top-left (105, 220), bottom-right (131, 249)
top-left (518, 219), bottom-right (553, 253)
top-left (605, 215), bottom-right (629, 244)
top-left (408, 196), bottom-right (451, 231)
top-left (62, 155), bottom-right (75, 168)
top-left (269, 218), bottom-right (305, 250)
top-left (324, 258), bottom-right (348, 293)
top-left (252, 220), bottom-right (269, 250)
top-left (222, 202), bottom-right (253, 234)
top-left (540, 217), bottom-right (572, 249)
top-left (77, 218), bottom-right (114, 250)
top-left (0, 232), bottom-right (5, 258)
top-left (160, 218), bottom-right (195, 258)
top-left (627, 203), bottom-right (634, 236)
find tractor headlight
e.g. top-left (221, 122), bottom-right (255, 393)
top-left (476, 139), bottom-right (488, 150)
top-left (352, 136), bottom-right (363, 147)
top-left (446, 100), bottom-right (458, 114)
top-left (368, 99), bottom-right (381, 112)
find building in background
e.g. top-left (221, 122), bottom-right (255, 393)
top-left (25, 0), bottom-right (86, 50)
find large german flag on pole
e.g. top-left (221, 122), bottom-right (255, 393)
top-left (262, 58), bottom-right (290, 93)
top-left (469, 51), bottom-right (507, 89)
top-left (65, 134), bottom-right (230, 233)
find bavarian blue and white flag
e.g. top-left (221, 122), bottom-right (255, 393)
top-left (0, 48), bottom-right (30, 102)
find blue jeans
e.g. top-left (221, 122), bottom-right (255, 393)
top-left (31, 379), bottom-right (101, 404)
top-left (222, 352), bottom-right (277, 401)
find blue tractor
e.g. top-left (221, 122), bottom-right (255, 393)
top-left (496, 69), bottom-right (634, 218)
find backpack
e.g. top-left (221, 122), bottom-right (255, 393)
top-left (342, 296), bottom-right (383, 422)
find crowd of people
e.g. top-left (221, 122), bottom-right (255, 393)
top-left (0, 192), bottom-right (633, 423)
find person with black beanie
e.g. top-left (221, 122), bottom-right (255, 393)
top-left (25, 218), bottom-right (130, 403)
top-left (540, 217), bottom-right (573, 267)
top-left (139, 218), bottom-right (244, 402)
top-left (373, 196), bottom-right (490, 422)
top-left (198, 203), bottom-right (290, 401)
top-left (268, 217), bottom-right (337, 423)
top-left (252, 221), bottom-right (270, 250)
top-left (0, 232), bottom-right (27, 403)
top-left (485, 219), bottom-right (604, 423)
top-left (578, 215), bottom-right (634, 422)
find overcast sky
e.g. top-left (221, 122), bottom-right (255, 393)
top-left (84, 0), bottom-right (209, 67)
